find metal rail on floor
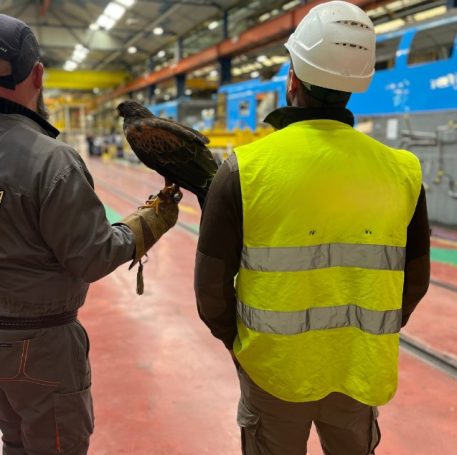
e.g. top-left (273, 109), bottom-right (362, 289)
top-left (400, 335), bottom-right (457, 379)
top-left (430, 279), bottom-right (457, 294)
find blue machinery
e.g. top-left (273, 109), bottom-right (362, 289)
top-left (219, 13), bottom-right (457, 130)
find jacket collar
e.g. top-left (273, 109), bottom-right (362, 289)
top-left (264, 106), bottom-right (355, 130)
top-left (0, 97), bottom-right (60, 139)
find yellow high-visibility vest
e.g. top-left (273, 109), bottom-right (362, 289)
top-left (233, 119), bottom-right (422, 406)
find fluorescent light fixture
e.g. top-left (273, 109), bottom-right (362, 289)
top-left (64, 61), bottom-right (77, 71)
top-left (413, 6), bottom-right (446, 22)
top-left (105, 2), bottom-right (126, 20)
top-left (157, 50), bottom-right (166, 58)
top-left (153, 27), bottom-right (164, 35)
top-left (128, 46), bottom-right (137, 54)
top-left (250, 71), bottom-right (260, 78)
top-left (97, 14), bottom-right (116, 30)
top-left (282, 0), bottom-right (299, 10)
top-left (208, 21), bottom-right (219, 30)
top-left (374, 19), bottom-right (405, 34)
top-left (75, 44), bottom-right (88, 53)
top-left (115, 0), bottom-right (135, 7)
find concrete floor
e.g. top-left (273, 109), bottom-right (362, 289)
top-left (79, 159), bottom-right (457, 454)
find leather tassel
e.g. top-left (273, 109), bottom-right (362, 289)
top-left (136, 260), bottom-right (144, 295)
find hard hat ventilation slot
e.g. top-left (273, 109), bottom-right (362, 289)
top-left (335, 20), bottom-right (371, 30)
top-left (333, 42), bottom-right (368, 51)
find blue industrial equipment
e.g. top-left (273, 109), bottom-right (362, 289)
top-left (220, 12), bottom-right (457, 129)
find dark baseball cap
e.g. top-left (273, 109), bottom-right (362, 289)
top-left (0, 14), bottom-right (40, 89)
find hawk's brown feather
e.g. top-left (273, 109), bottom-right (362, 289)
top-left (117, 100), bottom-right (218, 208)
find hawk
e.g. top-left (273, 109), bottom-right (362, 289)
top-left (117, 100), bottom-right (218, 209)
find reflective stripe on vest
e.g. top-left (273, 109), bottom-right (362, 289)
top-left (240, 243), bottom-right (406, 272)
top-left (237, 300), bottom-right (402, 335)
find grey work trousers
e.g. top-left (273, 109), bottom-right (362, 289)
top-left (237, 368), bottom-right (380, 455)
top-left (0, 321), bottom-right (94, 455)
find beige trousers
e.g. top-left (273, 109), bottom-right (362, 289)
top-left (237, 368), bottom-right (380, 455)
top-left (0, 321), bottom-right (93, 455)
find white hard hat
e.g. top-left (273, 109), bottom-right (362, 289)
top-left (285, 1), bottom-right (376, 93)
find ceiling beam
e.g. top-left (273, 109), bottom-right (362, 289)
top-left (40, 0), bottom-right (52, 17)
top-left (143, 0), bottom-right (223, 9)
top-left (30, 26), bottom-right (124, 51)
top-left (97, 0), bottom-right (377, 103)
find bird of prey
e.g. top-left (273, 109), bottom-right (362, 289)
top-left (117, 100), bottom-right (218, 209)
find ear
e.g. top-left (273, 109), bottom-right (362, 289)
top-left (287, 68), bottom-right (300, 96)
top-left (32, 62), bottom-right (44, 89)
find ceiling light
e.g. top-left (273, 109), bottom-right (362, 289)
top-left (209, 69), bottom-right (218, 77)
top-left (75, 44), bottom-right (88, 53)
top-left (250, 71), bottom-right (260, 78)
top-left (374, 19), bottom-right (405, 34)
top-left (257, 55), bottom-right (267, 63)
top-left (128, 46), bottom-right (137, 54)
top-left (282, 0), bottom-right (299, 10)
top-left (153, 27), bottom-right (164, 35)
top-left (116, 0), bottom-right (135, 7)
top-left (104, 2), bottom-right (126, 20)
top-left (163, 94), bottom-right (171, 100)
top-left (97, 14), bottom-right (116, 30)
top-left (208, 21), bottom-right (219, 30)
top-left (185, 89), bottom-right (192, 95)
top-left (413, 6), bottom-right (446, 22)
top-left (157, 50), bottom-right (166, 58)
top-left (64, 61), bottom-right (77, 71)
top-left (232, 68), bottom-right (242, 76)
top-left (89, 23), bottom-right (99, 31)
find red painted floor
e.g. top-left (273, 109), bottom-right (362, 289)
top-left (82, 158), bottom-right (457, 455)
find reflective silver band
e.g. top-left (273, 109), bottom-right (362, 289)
top-left (240, 243), bottom-right (405, 272)
top-left (237, 300), bottom-right (402, 335)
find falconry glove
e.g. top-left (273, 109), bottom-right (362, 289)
top-left (121, 184), bottom-right (182, 294)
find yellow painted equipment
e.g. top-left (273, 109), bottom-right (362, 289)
top-left (205, 127), bottom-right (274, 149)
top-left (44, 69), bottom-right (129, 90)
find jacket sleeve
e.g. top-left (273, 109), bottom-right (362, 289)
top-left (39, 152), bottom-right (135, 283)
top-left (401, 185), bottom-right (430, 326)
top-left (194, 154), bottom-right (242, 349)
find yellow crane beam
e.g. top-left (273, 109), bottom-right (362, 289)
top-left (44, 69), bottom-right (129, 90)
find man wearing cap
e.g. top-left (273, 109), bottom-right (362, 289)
top-left (195, 1), bottom-right (430, 454)
top-left (0, 14), bottom-right (180, 455)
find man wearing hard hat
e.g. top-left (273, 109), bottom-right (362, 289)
top-left (195, 1), bottom-right (430, 454)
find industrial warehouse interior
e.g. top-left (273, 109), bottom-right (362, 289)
top-left (0, 0), bottom-right (456, 454)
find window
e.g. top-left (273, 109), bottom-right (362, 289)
top-left (375, 37), bottom-right (401, 70)
top-left (239, 101), bottom-right (250, 116)
top-left (408, 22), bottom-right (457, 65)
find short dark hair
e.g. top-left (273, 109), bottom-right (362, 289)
top-left (289, 58), bottom-right (351, 106)
top-left (301, 81), bottom-right (351, 106)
